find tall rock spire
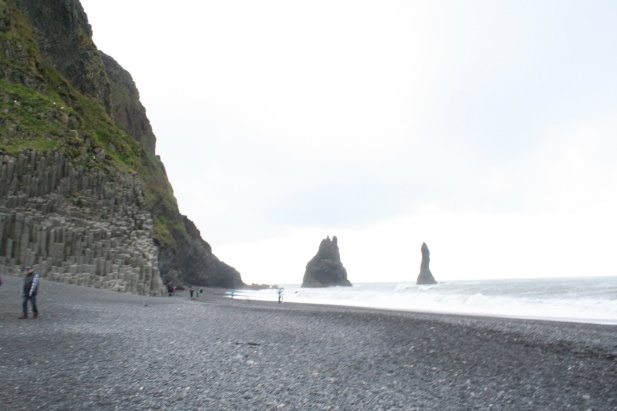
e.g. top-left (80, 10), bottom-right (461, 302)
top-left (416, 242), bottom-right (437, 285)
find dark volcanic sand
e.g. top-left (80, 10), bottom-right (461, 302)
top-left (1, 275), bottom-right (616, 410)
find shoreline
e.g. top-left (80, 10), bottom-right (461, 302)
top-left (222, 295), bottom-right (617, 327)
top-left (224, 291), bottom-right (617, 326)
top-left (219, 280), bottom-right (617, 326)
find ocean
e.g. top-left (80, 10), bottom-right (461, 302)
top-left (231, 276), bottom-right (617, 325)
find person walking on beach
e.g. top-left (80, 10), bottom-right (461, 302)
top-left (19, 266), bottom-right (40, 319)
top-left (277, 288), bottom-right (284, 304)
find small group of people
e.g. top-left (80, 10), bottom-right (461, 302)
top-left (167, 282), bottom-right (206, 299)
top-left (188, 286), bottom-right (204, 299)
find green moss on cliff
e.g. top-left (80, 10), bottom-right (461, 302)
top-left (139, 151), bottom-right (188, 247)
top-left (72, 93), bottom-right (142, 170)
top-left (0, 80), bottom-right (65, 151)
top-left (152, 213), bottom-right (189, 248)
top-left (0, 77), bottom-right (140, 172)
top-left (0, 1), bottom-right (39, 76)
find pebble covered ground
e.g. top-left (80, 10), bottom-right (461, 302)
top-left (1, 275), bottom-right (616, 410)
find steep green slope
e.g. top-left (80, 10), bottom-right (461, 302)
top-left (0, 0), bottom-right (243, 289)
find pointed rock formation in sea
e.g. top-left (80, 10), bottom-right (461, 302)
top-left (302, 236), bottom-right (352, 287)
top-left (416, 242), bottom-right (437, 285)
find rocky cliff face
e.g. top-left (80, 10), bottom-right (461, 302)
top-left (416, 242), bottom-right (437, 285)
top-left (14, 0), bottom-right (111, 111)
top-left (100, 53), bottom-right (156, 154)
top-left (302, 236), bottom-right (352, 288)
top-left (0, 151), bottom-right (163, 294)
top-left (0, 0), bottom-right (243, 291)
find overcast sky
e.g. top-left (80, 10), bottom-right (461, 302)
top-left (81, 0), bottom-right (617, 285)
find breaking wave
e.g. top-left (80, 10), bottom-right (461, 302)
top-left (232, 276), bottom-right (617, 325)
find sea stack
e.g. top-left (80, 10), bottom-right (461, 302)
top-left (302, 236), bottom-right (352, 287)
top-left (416, 242), bottom-right (437, 285)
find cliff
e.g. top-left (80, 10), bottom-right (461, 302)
top-left (302, 236), bottom-right (352, 287)
top-left (0, 0), bottom-right (243, 291)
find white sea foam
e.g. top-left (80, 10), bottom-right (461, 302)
top-left (232, 277), bottom-right (617, 325)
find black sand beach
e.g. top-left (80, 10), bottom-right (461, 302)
top-left (1, 275), bottom-right (616, 410)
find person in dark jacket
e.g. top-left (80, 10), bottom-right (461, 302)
top-left (19, 266), bottom-right (40, 319)
top-left (277, 288), bottom-right (284, 304)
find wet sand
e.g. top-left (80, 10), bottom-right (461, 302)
top-left (1, 275), bottom-right (616, 410)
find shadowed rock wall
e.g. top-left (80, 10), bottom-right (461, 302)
top-left (14, 0), bottom-right (112, 111)
top-left (101, 52), bottom-right (156, 154)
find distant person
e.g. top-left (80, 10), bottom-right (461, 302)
top-left (189, 286), bottom-right (194, 299)
top-left (167, 283), bottom-right (174, 297)
top-left (277, 288), bottom-right (284, 304)
top-left (19, 266), bottom-right (40, 319)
